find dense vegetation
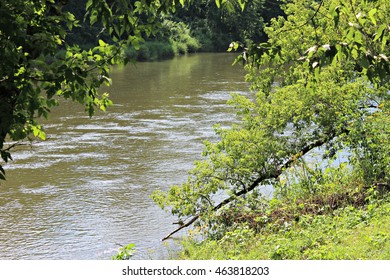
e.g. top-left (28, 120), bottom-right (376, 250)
top-left (179, 168), bottom-right (390, 259)
top-left (152, 0), bottom-right (390, 259)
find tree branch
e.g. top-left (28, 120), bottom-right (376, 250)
top-left (275, 0), bottom-right (324, 36)
top-left (161, 130), bottom-right (338, 241)
top-left (162, 215), bottom-right (200, 241)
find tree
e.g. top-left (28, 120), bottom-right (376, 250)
top-left (152, 0), bottom-right (390, 239)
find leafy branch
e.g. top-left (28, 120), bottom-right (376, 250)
top-left (274, 0), bottom-right (324, 36)
top-left (162, 129), bottom-right (339, 240)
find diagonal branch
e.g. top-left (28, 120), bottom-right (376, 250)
top-left (161, 130), bottom-right (338, 241)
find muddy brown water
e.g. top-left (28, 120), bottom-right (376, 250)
top-left (0, 53), bottom-right (250, 259)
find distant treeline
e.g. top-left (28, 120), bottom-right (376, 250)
top-left (64, 0), bottom-right (284, 61)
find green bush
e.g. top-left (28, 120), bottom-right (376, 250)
top-left (162, 20), bottom-right (201, 55)
top-left (112, 243), bottom-right (136, 260)
top-left (177, 162), bottom-right (390, 260)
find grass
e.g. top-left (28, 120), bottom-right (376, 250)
top-left (179, 196), bottom-right (390, 260)
top-left (124, 38), bottom-right (201, 62)
top-left (178, 164), bottom-right (390, 260)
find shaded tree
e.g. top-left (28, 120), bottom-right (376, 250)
top-left (173, 0), bottom-right (281, 51)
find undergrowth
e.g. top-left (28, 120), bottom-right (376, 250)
top-left (178, 163), bottom-right (390, 260)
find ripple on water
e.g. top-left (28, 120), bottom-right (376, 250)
top-left (0, 53), bottom-right (250, 259)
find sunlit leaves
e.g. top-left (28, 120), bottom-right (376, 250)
top-left (368, 8), bottom-right (378, 25)
top-left (240, 0), bottom-right (389, 89)
top-left (330, 4), bottom-right (340, 27)
top-left (112, 243), bottom-right (136, 260)
top-left (215, 0), bottom-right (246, 12)
top-left (31, 125), bottom-right (46, 141)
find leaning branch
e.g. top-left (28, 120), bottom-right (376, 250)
top-left (161, 131), bottom-right (338, 241)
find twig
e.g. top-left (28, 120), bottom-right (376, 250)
top-left (275, 0), bottom-right (324, 36)
top-left (162, 215), bottom-right (200, 241)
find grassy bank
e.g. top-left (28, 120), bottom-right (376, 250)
top-left (124, 38), bottom-right (201, 62)
top-left (178, 166), bottom-right (390, 260)
top-left (124, 20), bottom-right (202, 62)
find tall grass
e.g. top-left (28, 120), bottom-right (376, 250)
top-left (124, 20), bottom-right (201, 62)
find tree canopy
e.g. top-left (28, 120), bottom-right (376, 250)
top-left (152, 0), bottom-right (390, 239)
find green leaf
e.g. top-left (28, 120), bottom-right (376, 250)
top-left (238, 0), bottom-right (246, 12)
top-left (331, 5), bottom-right (340, 27)
top-left (351, 48), bottom-right (359, 59)
top-left (360, 56), bottom-right (370, 70)
top-left (368, 8), bottom-right (377, 25)
top-left (32, 125), bottom-right (47, 140)
top-left (98, 39), bottom-right (106, 47)
top-left (86, 0), bottom-right (93, 10)
top-left (354, 30), bottom-right (364, 45)
top-left (374, 24), bottom-right (387, 41)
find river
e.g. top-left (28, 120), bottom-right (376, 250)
top-left (0, 53), bottom-right (249, 259)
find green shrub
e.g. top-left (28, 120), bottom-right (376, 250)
top-left (112, 243), bottom-right (136, 260)
top-left (162, 20), bottom-right (201, 55)
top-left (180, 195), bottom-right (390, 260)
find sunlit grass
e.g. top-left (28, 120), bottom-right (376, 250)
top-left (179, 178), bottom-right (390, 260)
top-left (180, 199), bottom-right (390, 260)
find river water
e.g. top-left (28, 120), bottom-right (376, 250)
top-left (0, 53), bottom-right (249, 259)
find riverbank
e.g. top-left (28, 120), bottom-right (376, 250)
top-left (177, 169), bottom-right (390, 260)
top-left (124, 20), bottom-right (202, 62)
top-left (124, 39), bottom-right (201, 62)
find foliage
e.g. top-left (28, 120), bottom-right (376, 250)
top-left (160, 20), bottom-right (201, 54)
top-left (125, 41), bottom-right (175, 61)
top-left (152, 0), bottom-right (390, 242)
top-left (173, 0), bottom-right (277, 51)
top-left (123, 19), bottom-right (202, 61)
top-left (112, 243), bottom-right (136, 260)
